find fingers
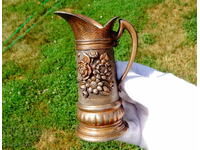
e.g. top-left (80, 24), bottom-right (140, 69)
top-left (120, 73), bottom-right (153, 106)
top-left (116, 121), bottom-right (143, 146)
top-left (117, 99), bottom-right (148, 148)
top-left (122, 100), bottom-right (138, 122)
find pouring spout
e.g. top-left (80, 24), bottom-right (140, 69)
top-left (54, 11), bottom-right (70, 20)
top-left (54, 11), bottom-right (119, 41)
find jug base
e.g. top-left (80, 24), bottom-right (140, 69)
top-left (76, 120), bottom-right (128, 142)
top-left (76, 100), bottom-right (128, 142)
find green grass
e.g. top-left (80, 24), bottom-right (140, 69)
top-left (2, 0), bottom-right (196, 149)
top-left (2, 61), bottom-right (22, 80)
top-left (183, 10), bottom-right (197, 44)
top-left (141, 33), bottom-right (156, 45)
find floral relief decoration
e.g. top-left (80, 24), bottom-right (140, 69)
top-left (78, 51), bottom-right (114, 98)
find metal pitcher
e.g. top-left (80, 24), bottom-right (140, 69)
top-left (54, 11), bottom-right (138, 142)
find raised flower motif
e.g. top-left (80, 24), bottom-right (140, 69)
top-left (88, 51), bottom-right (98, 58)
top-left (78, 51), bottom-right (113, 98)
top-left (78, 61), bottom-right (92, 80)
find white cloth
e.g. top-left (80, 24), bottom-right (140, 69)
top-left (116, 61), bottom-right (197, 150)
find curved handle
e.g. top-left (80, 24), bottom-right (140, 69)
top-left (116, 19), bottom-right (138, 83)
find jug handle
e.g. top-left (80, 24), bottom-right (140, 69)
top-left (116, 19), bottom-right (138, 84)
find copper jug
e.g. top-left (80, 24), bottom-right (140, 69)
top-left (55, 11), bottom-right (138, 142)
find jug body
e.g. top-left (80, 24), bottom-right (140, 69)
top-left (55, 11), bottom-right (138, 142)
top-left (76, 40), bottom-right (127, 142)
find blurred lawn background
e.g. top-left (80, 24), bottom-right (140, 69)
top-left (2, 0), bottom-right (196, 149)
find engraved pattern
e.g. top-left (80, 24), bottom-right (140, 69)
top-left (78, 51), bottom-right (114, 98)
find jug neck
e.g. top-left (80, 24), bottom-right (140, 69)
top-left (55, 12), bottom-right (118, 50)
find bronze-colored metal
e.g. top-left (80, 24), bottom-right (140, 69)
top-left (54, 11), bottom-right (138, 142)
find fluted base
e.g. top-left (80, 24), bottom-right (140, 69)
top-left (77, 120), bottom-right (128, 142)
top-left (76, 100), bottom-right (128, 142)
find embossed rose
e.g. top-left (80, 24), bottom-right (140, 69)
top-left (78, 61), bottom-right (92, 80)
top-left (89, 51), bottom-right (98, 58)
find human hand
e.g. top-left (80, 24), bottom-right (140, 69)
top-left (115, 61), bottom-right (197, 150)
